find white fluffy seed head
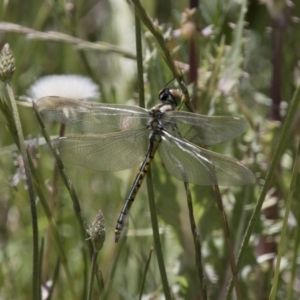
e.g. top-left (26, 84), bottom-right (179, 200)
top-left (28, 74), bottom-right (100, 101)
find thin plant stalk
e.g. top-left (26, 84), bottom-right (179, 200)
top-left (135, 14), bottom-right (145, 109)
top-left (226, 85), bottom-right (300, 299)
top-left (38, 238), bottom-right (44, 300)
top-left (269, 138), bottom-right (300, 299)
top-left (134, 13), bottom-right (171, 299)
top-left (4, 82), bottom-right (40, 300)
top-left (42, 123), bottom-right (65, 281)
top-left (146, 170), bottom-right (172, 299)
top-left (138, 248), bottom-right (153, 300)
top-left (187, 0), bottom-right (200, 109)
top-left (47, 258), bottom-right (60, 300)
top-left (213, 184), bottom-right (242, 300)
top-left (0, 22), bottom-right (136, 59)
top-left (184, 182), bottom-right (206, 300)
top-left (218, 187), bottom-right (252, 299)
top-left (87, 251), bottom-right (99, 300)
top-left (102, 238), bottom-right (124, 298)
top-left (287, 202), bottom-right (300, 299)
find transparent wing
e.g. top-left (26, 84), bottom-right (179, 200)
top-left (159, 131), bottom-right (254, 186)
top-left (36, 96), bottom-right (149, 134)
top-left (162, 110), bottom-right (249, 146)
top-left (47, 128), bottom-right (149, 171)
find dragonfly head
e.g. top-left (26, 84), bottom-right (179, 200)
top-left (158, 88), bottom-right (182, 109)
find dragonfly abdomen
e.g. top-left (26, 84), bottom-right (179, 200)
top-left (115, 131), bottom-right (161, 242)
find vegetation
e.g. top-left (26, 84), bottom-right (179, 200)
top-left (0, 0), bottom-right (300, 299)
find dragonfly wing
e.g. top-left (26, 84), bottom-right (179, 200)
top-left (36, 96), bottom-right (149, 133)
top-left (159, 131), bottom-right (254, 186)
top-left (162, 111), bottom-right (249, 146)
top-left (47, 128), bottom-right (149, 171)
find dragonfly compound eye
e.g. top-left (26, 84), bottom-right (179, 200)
top-left (158, 88), bottom-right (180, 107)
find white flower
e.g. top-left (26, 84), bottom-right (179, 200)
top-left (28, 74), bottom-right (100, 101)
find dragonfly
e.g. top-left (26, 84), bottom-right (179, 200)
top-left (36, 87), bottom-right (254, 242)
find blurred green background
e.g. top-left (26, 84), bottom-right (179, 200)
top-left (0, 0), bottom-right (300, 299)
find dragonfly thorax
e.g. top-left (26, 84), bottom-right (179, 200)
top-left (148, 102), bottom-right (173, 131)
top-left (146, 112), bottom-right (164, 131)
